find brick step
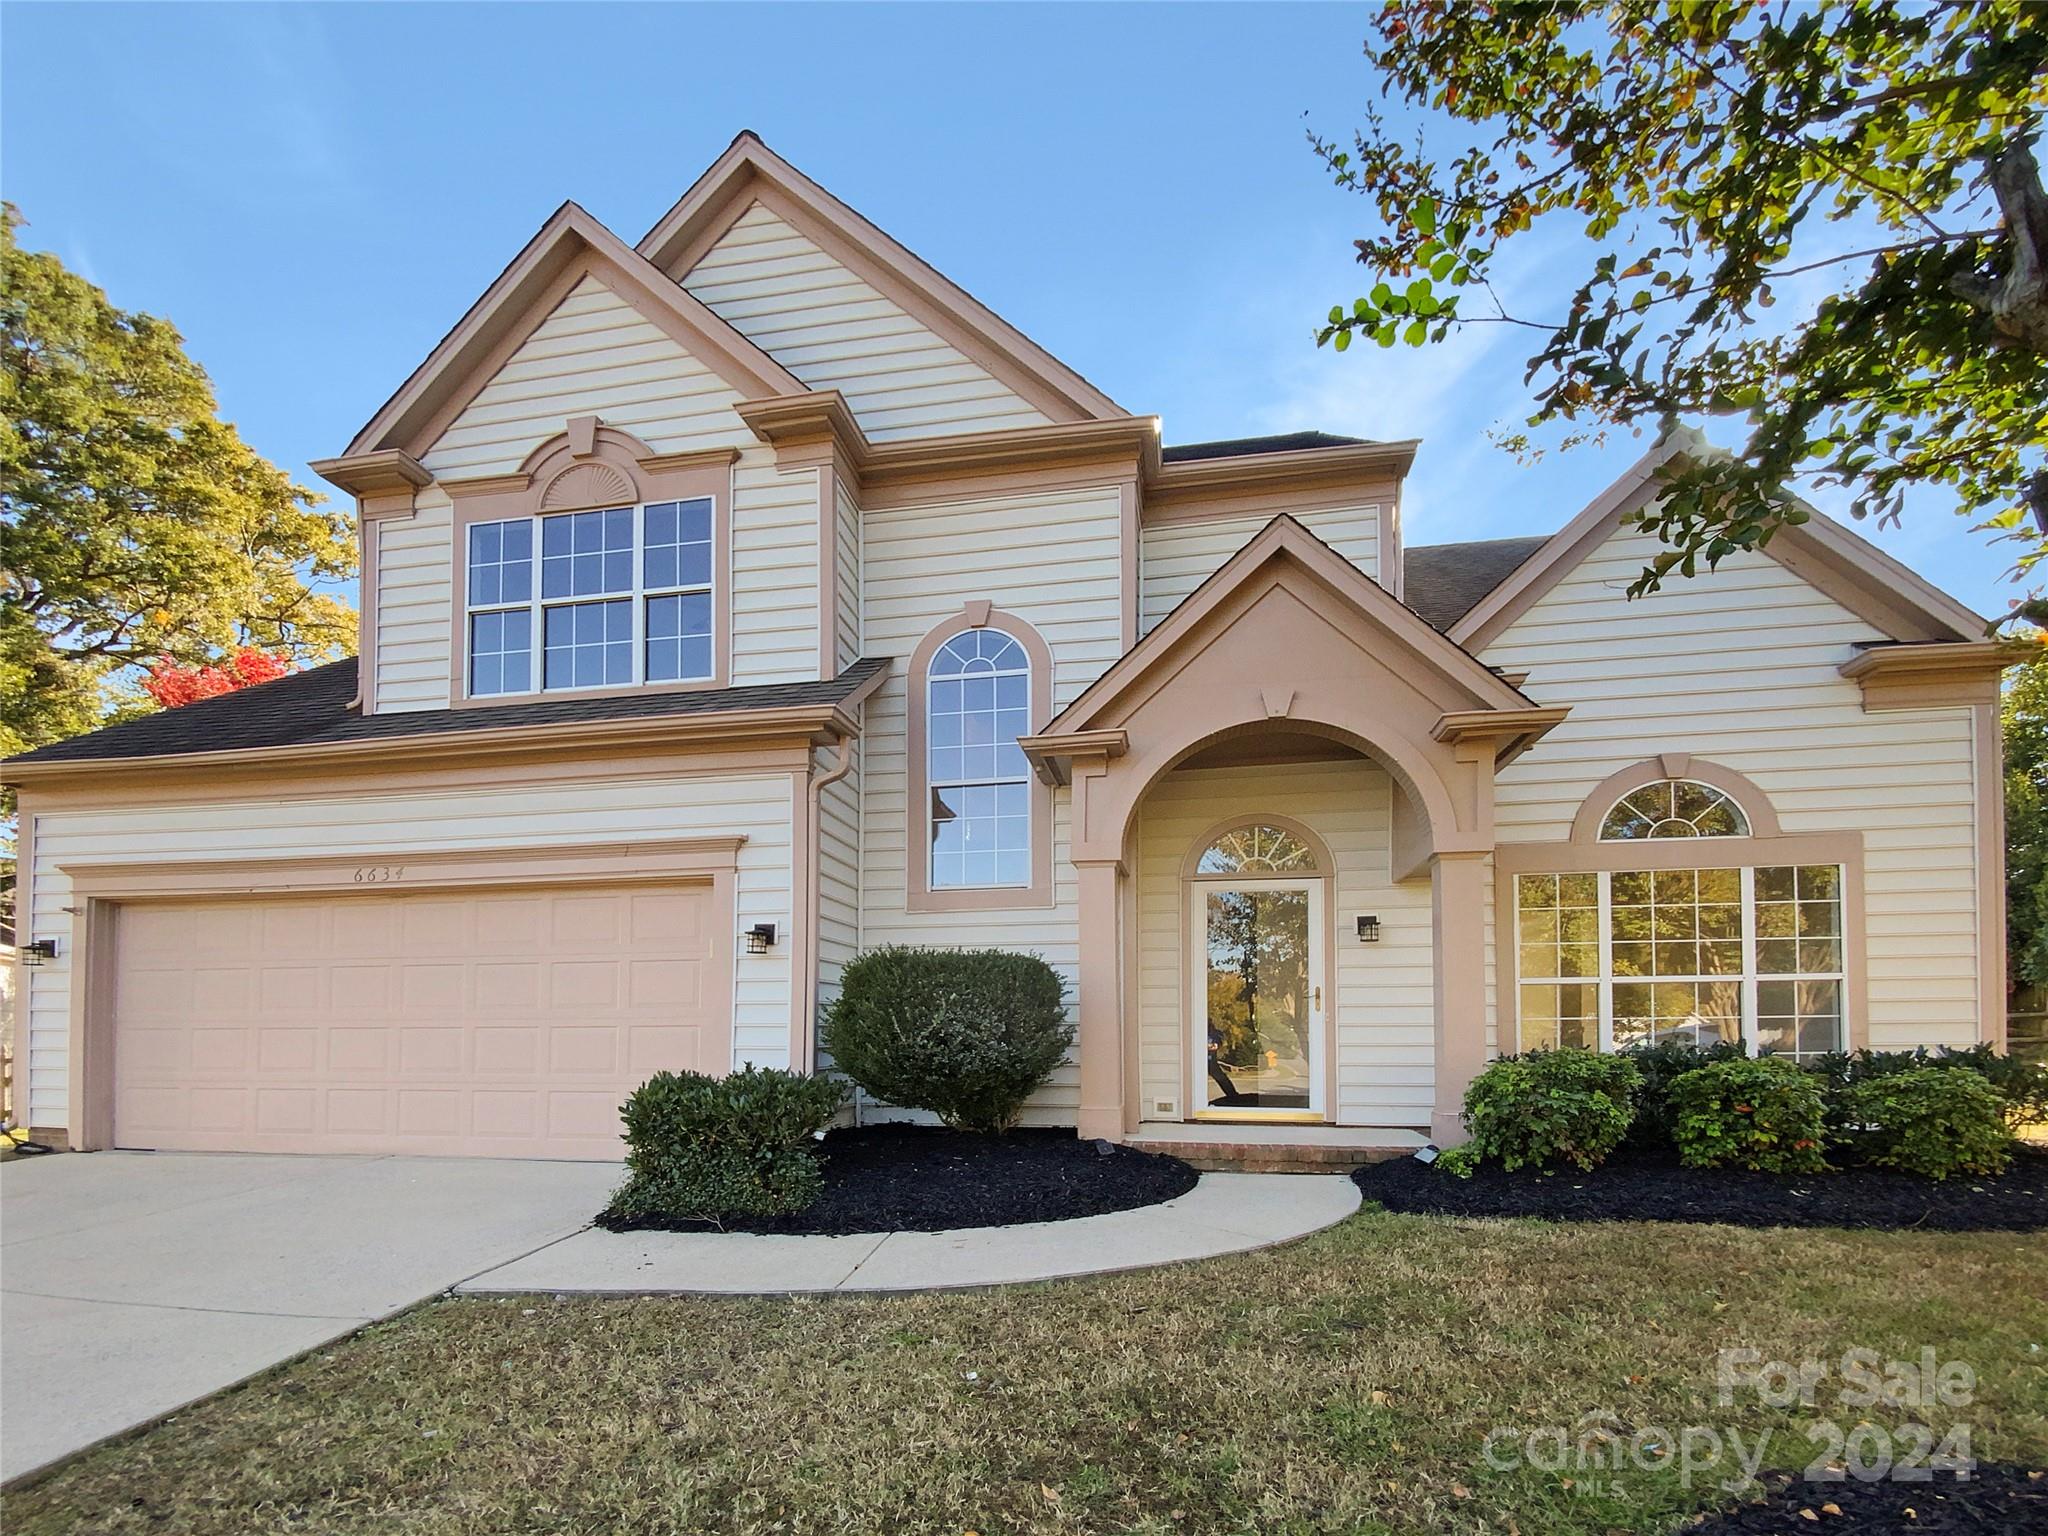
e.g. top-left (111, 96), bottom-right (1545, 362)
top-left (1132, 1140), bottom-right (1413, 1174)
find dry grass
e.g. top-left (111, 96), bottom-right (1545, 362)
top-left (9, 1211), bottom-right (2046, 1535)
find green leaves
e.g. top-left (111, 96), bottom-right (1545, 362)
top-left (1316, 271), bottom-right (1459, 353)
top-left (1312, 0), bottom-right (2047, 604)
top-left (1, 207), bottom-right (357, 760)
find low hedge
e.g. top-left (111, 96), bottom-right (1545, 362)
top-left (1620, 1039), bottom-right (1750, 1153)
top-left (1444, 1041), bottom-right (2031, 1183)
top-left (603, 1066), bottom-right (846, 1226)
top-left (821, 946), bottom-right (1072, 1135)
top-left (1841, 1067), bottom-right (2013, 1180)
top-left (1461, 1048), bottom-right (1642, 1171)
top-left (1668, 1056), bottom-right (1830, 1174)
top-left (1811, 1045), bottom-right (2048, 1135)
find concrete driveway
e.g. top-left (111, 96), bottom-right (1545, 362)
top-left (0, 1151), bottom-right (620, 1482)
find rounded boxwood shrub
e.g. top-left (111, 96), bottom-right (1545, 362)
top-left (603, 1065), bottom-right (846, 1226)
top-left (821, 946), bottom-right (1073, 1135)
top-left (1461, 1048), bottom-right (1642, 1171)
top-left (1842, 1066), bottom-right (2013, 1180)
top-left (1669, 1056), bottom-right (1829, 1173)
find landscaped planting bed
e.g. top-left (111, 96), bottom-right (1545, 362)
top-left (1688, 1465), bottom-right (2046, 1533)
top-left (1378, 1043), bottom-right (2048, 1234)
top-left (1355, 1145), bottom-right (2048, 1231)
top-left (598, 1123), bottom-right (1199, 1235)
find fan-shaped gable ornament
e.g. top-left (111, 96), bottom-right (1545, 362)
top-left (540, 460), bottom-right (636, 512)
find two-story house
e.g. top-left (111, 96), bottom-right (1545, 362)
top-left (5, 133), bottom-right (2014, 1162)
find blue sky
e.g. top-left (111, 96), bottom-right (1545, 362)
top-left (0, 1), bottom-right (2018, 620)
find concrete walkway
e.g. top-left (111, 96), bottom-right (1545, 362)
top-left (459, 1172), bottom-right (1361, 1295)
top-left (0, 1151), bottom-right (619, 1483)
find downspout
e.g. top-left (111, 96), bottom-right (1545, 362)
top-left (799, 732), bottom-right (856, 1074)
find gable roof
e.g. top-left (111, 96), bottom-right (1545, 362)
top-left (636, 131), bottom-right (1124, 425)
top-left (1042, 514), bottom-right (1549, 746)
top-left (1449, 428), bottom-right (1986, 651)
top-left (343, 202), bottom-right (803, 461)
top-left (3, 657), bottom-right (890, 776)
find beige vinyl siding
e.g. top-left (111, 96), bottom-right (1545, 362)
top-left (381, 273), bottom-right (822, 710)
top-left (1139, 506), bottom-right (1381, 634)
top-left (731, 462), bottom-right (822, 686)
top-left (1485, 524), bottom-right (1984, 1051)
top-left (421, 276), bottom-right (746, 479)
top-left (678, 203), bottom-right (1050, 443)
top-left (858, 484), bottom-right (1126, 1125)
top-left (373, 488), bottom-right (456, 710)
top-left (815, 741), bottom-right (863, 1016)
top-left (1132, 760), bottom-right (1436, 1128)
top-left (19, 774), bottom-right (796, 1126)
top-left (834, 477), bottom-right (863, 673)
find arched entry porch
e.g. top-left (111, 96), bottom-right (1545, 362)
top-left (1022, 516), bottom-right (1566, 1142)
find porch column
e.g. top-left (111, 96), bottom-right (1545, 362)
top-left (1074, 857), bottom-right (1125, 1140)
top-left (1430, 850), bottom-right (1490, 1144)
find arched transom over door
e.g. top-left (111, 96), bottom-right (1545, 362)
top-left (1186, 820), bottom-right (1332, 1122)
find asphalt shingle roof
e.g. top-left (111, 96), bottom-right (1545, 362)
top-left (8, 534), bottom-right (1553, 769)
top-left (1160, 431), bottom-right (1372, 463)
top-left (1401, 536), bottom-right (1551, 632)
top-left (6, 656), bottom-right (892, 767)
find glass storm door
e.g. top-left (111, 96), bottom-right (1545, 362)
top-left (1190, 878), bottom-right (1324, 1119)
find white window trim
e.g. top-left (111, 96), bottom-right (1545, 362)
top-left (464, 498), bottom-right (716, 699)
top-left (925, 629), bottom-right (1032, 891)
top-left (1516, 863), bottom-right (1848, 1060)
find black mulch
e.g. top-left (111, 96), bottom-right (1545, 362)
top-left (1683, 1465), bottom-right (2046, 1533)
top-left (1353, 1146), bottom-right (2048, 1232)
top-left (599, 1125), bottom-right (1200, 1236)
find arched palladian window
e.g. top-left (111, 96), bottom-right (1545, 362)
top-left (927, 627), bottom-right (1032, 888)
top-left (1599, 779), bottom-right (1751, 841)
top-left (1194, 823), bottom-right (1320, 876)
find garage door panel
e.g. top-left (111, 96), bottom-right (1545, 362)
top-left (112, 881), bottom-right (726, 1158)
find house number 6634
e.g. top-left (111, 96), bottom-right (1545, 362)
top-left (352, 865), bottom-right (405, 884)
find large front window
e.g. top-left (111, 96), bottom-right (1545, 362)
top-left (465, 498), bottom-right (714, 697)
top-left (926, 628), bottom-right (1032, 888)
top-left (1516, 864), bottom-right (1844, 1062)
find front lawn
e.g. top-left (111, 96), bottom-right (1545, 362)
top-left (10, 1212), bottom-right (2045, 1535)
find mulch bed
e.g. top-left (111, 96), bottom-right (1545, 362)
top-left (598, 1125), bottom-right (1200, 1236)
top-left (1353, 1146), bottom-right (2048, 1232)
top-left (1683, 1465), bottom-right (2046, 1533)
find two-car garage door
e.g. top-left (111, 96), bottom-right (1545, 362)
top-left (111, 882), bottom-right (724, 1160)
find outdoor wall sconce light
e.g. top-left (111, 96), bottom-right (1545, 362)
top-left (744, 922), bottom-right (777, 955)
top-left (1355, 914), bottom-right (1381, 944)
top-left (21, 937), bottom-right (58, 967)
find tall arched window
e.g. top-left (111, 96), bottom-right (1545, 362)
top-left (926, 627), bottom-right (1033, 888)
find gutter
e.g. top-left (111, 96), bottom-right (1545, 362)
top-left (797, 734), bottom-right (858, 1075)
top-left (0, 668), bottom-right (892, 789)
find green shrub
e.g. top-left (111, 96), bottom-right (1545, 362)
top-left (1620, 1038), bottom-right (1750, 1152)
top-left (1433, 1143), bottom-right (1481, 1179)
top-left (821, 946), bottom-right (1072, 1135)
top-left (1841, 1067), bottom-right (2013, 1180)
top-left (1811, 1045), bottom-right (2048, 1134)
top-left (1461, 1048), bottom-right (1642, 1171)
top-left (1669, 1057), bottom-right (1830, 1173)
top-left (603, 1066), bottom-right (846, 1225)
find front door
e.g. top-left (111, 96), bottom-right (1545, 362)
top-left (1190, 877), bottom-right (1325, 1119)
